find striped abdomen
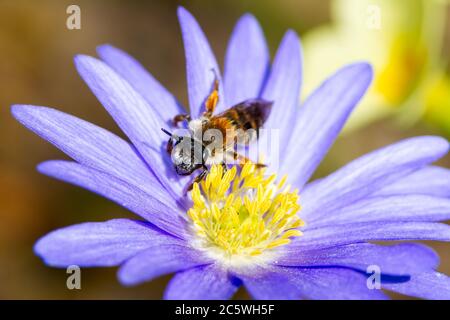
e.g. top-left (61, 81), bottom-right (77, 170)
top-left (205, 99), bottom-right (272, 146)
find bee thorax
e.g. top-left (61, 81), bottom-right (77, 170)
top-left (188, 117), bottom-right (207, 133)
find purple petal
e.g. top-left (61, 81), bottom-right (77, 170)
top-left (177, 7), bottom-right (225, 117)
top-left (281, 267), bottom-right (389, 300)
top-left (38, 160), bottom-right (188, 238)
top-left (280, 63), bottom-right (372, 188)
top-left (300, 136), bottom-right (449, 222)
top-left (164, 264), bottom-right (240, 300)
top-left (11, 105), bottom-right (159, 195)
top-left (238, 267), bottom-right (301, 299)
top-left (224, 14), bottom-right (269, 106)
top-left (292, 222), bottom-right (450, 251)
top-left (384, 272), bottom-right (450, 300)
top-left (241, 266), bottom-right (388, 299)
top-left (118, 244), bottom-right (210, 286)
top-left (262, 30), bottom-right (302, 156)
top-left (276, 243), bottom-right (439, 275)
top-left (97, 44), bottom-right (185, 123)
top-left (74, 54), bottom-right (184, 197)
top-left (374, 166), bottom-right (450, 198)
top-left (312, 195), bottom-right (450, 226)
top-left (34, 219), bottom-right (181, 267)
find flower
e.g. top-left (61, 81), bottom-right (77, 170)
top-left (302, 0), bottom-right (450, 132)
top-left (11, 7), bottom-right (450, 299)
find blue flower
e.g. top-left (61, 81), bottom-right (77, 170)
top-left (11, 7), bottom-right (450, 299)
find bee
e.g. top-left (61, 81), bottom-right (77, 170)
top-left (162, 78), bottom-right (272, 190)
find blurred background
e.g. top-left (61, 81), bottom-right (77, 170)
top-left (0, 0), bottom-right (449, 299)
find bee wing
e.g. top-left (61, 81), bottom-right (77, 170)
top-left (211, 99), bottom-right (273, 146)
top-left (234, 98), bottom-right (273, 124)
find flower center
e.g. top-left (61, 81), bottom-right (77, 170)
top-left (187, 162), bottom-right (304, 264)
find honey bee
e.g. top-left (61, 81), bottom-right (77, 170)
top-left (162, 78), bottom-right (272, 189)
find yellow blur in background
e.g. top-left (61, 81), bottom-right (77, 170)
top-left (303, 0), bottom-right (450, 133)
top-left (0, 0), bottom-right (449, 299)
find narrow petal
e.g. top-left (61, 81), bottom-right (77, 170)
top-left (34, 219), bottom-right (181, 267)
top-left (177, 7), bottom-right (225, 117)
top-left (261, 30), bottom-right (302, 155)
top-left (300, 136), bottom-right (449, 222)
top-left (97, 44), bottom-right (185, 123)
top-left (276, 243), bottom-right (439, 275)
top-left (313, 195), bottom-right (450, 226)
top-left (11, 105), bottom-right (158, 195)
top-left (374, 166), bottom-right (450, 198)
top-left (224, 14), bottom-right (269, 106)
top-left (164, 264), bottom-right (240, 300)
top-left (238, 267), bottom-right (301, 300)
top-left (241, 266), bottom-right (388, 299)
top-left (292, 222), bottom-right (450, 251)
top-left (281, 267), bottom-right (389, 300)
top-left (74, 54), bottom-right (184, 197)
top-left (280, 63), bottom-right (373, 187)
top-left (38, 160), bottom-right (188, 238)
top-left (384, 272), bottom-right (450, 300)
top-left (118, 244), bottom-right (210, 286)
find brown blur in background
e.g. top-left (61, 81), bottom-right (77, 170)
top-left (0, 0), bottom-right (449, 299)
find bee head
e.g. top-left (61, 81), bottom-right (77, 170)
top-left (161, 128), bottom-right (208, 175)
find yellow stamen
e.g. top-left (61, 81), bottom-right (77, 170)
top-left (187, 163), bottom-right (304, 259)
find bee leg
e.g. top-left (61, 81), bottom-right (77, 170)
top-left (172, 114), bottom-right (191, 127)
top-left (221, 162), bottom-right (228, 173)
top-left (230, 151), bottom-right (266, 168)
top-left (166, 137), bottom-right (174, 155)
top-left (254, 163), bottom-right (267, 169)
top-left (203, 76), bottom-right (219, 118)
top-left (187, 166), bottom-right (208, 192)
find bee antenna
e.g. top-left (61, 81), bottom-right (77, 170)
top-left (161, 128), bottom-right (182, 142)
top-left (161, 128), bottom-right (173, 137)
